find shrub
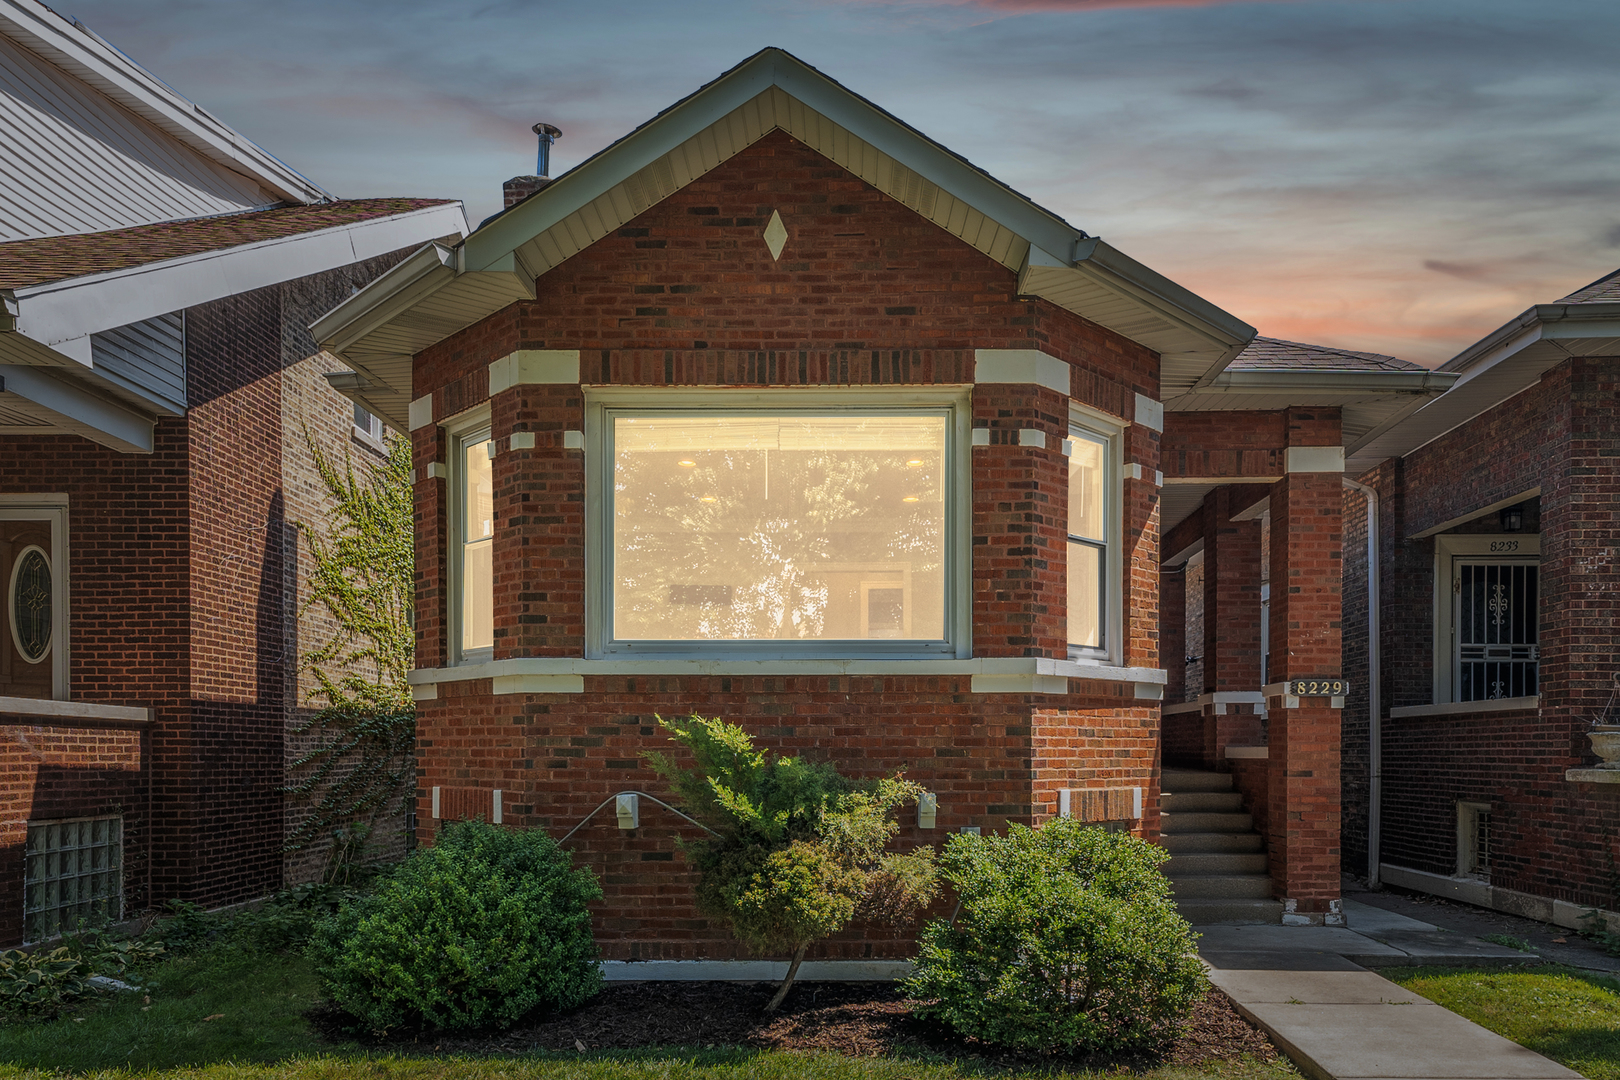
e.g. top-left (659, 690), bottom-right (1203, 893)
top-left (0, 948), bottom-right (90, 1017)
top-left (905, 817), bottom-right (1206, 1054)
top-left (648, 714), bottom-right (937, 1012)
top-left (308, 819), bottom-right (602, 1034)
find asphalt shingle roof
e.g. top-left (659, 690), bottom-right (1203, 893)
top-left (1231, 336), bottom-right (1424, 372)
top-left (0, 198), bottom-right (453, 291)
top-left (1558, 267), bottom-right (1620, 304)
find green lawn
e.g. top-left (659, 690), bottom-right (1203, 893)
top-left (1389, 965), bottom-right (1620, 1080)
top-left (0, 944), bottom-right (1297, 1080)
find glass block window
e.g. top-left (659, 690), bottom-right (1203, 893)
top-left (1456, 561), bottom-right (1538, 701)
top-left (24, 816), bottom-right (122, 942)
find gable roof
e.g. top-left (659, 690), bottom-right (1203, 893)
top-left (313, 48), bottom-right (1257, 432)
top-left (1348, 267), bottom-right (1620, 469)
top-left (0, 198), bottom-right (454, 291)
top-left (0, 0), bottom-right (329, 223)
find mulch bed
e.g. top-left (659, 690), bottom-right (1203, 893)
top-left (313, 982), bottom-right (1280, 1071)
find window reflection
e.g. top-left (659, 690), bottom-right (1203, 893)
top-left (462, 437), bottom-right (493, 653)
top-left (1067, 430), bottom-right (1108, 654)
top-left (612, 414), bottom-right (947, 641)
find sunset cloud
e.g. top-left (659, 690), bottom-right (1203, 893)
top-left (65, 0), bottom-right (1620, 367)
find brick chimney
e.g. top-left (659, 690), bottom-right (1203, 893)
top-left (503, 122), bottom-right (561, 209)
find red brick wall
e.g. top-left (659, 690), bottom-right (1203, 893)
top-left (0, 718), bottom-right (147, 943)
top-left (408, 130), bottom-right (1166, 955)
top-left (1343, 356), bottom-right (1620, 908)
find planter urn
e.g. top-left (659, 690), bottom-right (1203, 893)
top-left (1589, 726), bottom-right (1620, 769)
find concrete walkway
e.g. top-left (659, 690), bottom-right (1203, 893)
top-left (1201, 901), bottom-right (1581, 1080)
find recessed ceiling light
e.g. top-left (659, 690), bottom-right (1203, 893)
top-left (699, 495), bottom-right (718, 503)
top-left (902, 496), bottom-right (920, 503)
top-left (906, 459), bottom-right (924, 467)
top-left (678, 459), bottom-right (697, 467)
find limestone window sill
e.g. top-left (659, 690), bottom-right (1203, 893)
top-left (1566, 768), bottom-right (1620, 785)
top-left (1387, 696), bottom-right (1538, 719)
top-left (409, 657), bottom-right (1167, 698)
top-left (0, 696), bottom-right (152, 726)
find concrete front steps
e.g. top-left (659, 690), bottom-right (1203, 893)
top-left (1161, 768), bottom-right (1283, 925)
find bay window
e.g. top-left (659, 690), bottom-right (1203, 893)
top-left (587, 389), bottom-right (970, 658)
top-left (449, 416), bottom-right (494, 663)
top-left (1065, 407), bottom-right (1122, 663)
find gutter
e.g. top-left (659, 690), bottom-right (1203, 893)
top-left (1343, 476), bottom-right (1381, 888)
top-left (1440, 301), bottom-right (1620, 375)
top-left (1187, 369), bottom-right (1459, 396)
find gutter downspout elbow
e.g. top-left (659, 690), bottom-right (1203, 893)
top-left (1343, 477), bottom-right (1381, 888)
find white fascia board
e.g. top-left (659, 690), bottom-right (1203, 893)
top-left (12, 204), bottom-right (467, 351)
top-left (0, 0), bottom-right (330, 204)
top-left (0, 363), bottom-right (153, 452)
top-left (312, 242), bottom-right (460, 356)
top-left (467, 48), bottom-right (1087, 272)
top-left (1071, 238), bottom-right (1255, 355)
top-left (1186, 369), bottom-right (1459, 398)
top-left (460, 48), bottom-right (1250, 364)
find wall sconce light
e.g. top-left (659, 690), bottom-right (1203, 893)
top-left (917, 792), bottom-right (937, 829)
top-left (615, 792), bottom-right (640, 830)
top-left (1500, 505), bottom-right (1524, 533)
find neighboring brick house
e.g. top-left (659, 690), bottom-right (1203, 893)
top-left (313, 47), bottom-right (1438, 957)
top-left (1331, 271), bottom-right (1620, 930)
top-left (0, 0), bottom-right (466, 945)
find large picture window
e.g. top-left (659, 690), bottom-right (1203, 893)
top-left (450, 420), bottom-right (494, 663)
top-left (1434, 534), bottom-right (1539, 703)
top-left (589, 390), bottom-right (969, 658)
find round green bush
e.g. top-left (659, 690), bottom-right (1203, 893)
top-left (904, 817), bottom-right (1207, 1053)
top-left (308, 820), bottom-right (602, 1034)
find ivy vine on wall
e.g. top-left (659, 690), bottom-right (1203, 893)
top-left (285, 427), bottom-right (416, 870)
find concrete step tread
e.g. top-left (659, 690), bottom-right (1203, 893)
top-left (1171, 875), bottom-right (1276, 899)
top-left (1176, 898), bottom-right (1285, 925)
top-left (1164, 852), bottom-right (1270, 875)
top-left (1161, 770), bottom-right (1235, 793)
top-left (1162, 791), bottom-right (1245, 812)
top-left (1161, 811), bottom-right (1255, 833)
top-left (1160, 832), bottom-right (1266, 853)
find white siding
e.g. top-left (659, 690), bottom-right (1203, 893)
top-left (90, 311), bottom-right (184, 413)
top-left (0, 33), bottom-right (275, 241)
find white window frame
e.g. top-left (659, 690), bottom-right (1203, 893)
top-left (0, 496), bottom-right (68, 701)
top-left (1066, 402), bottom-right (1125, 666)
top-left (584, 386), bottom-right (974, 660)
top-left (352, 402), bottom-right (387, 454)
top-left (1432, 534), bottom-right (1539, 705)
top-left (445, 408), bottom-right (494, 666)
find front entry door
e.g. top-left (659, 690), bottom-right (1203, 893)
top-left (1, 516), bottom-right (56, 700)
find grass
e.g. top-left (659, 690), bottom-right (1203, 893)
top-left (0, 944), bottom-right (1296, 1080)
top-left (1388, 965), bottom-right (1620, 1080)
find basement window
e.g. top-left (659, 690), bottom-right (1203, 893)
top-left (1457, 801), bottom-right (1491, 881)
top-left (24, 816), bottom-right (122, 942)
top-left (587, 388), bottom-right (970, 658)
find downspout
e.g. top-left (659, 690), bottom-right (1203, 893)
top-left (1343, 477), bottom-right (1380, 887)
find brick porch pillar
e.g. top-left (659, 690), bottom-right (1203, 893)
top-left (1202, 487), bottom-right (1265, 769)
top-left (1266, 423), bottom-right (1345, 925)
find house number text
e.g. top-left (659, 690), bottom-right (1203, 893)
top-left (1288, 679), bottom-right (1348, 697)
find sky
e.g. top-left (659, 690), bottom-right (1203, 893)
top-left (65, 0), bottom-right (1620, 367)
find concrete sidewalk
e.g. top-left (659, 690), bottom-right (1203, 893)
top-left (1201, 901), bottom-right (1580, 1080)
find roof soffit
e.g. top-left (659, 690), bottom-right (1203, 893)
top-left (319, 48), bottom-right (1253, 409)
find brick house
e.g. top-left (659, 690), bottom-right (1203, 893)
top-left (1330, 271), bottom-right (1620, 929)
top-left (0, 0), bottom-right (466, 945)
top-left (314, 48), bottom-right (1440, 957)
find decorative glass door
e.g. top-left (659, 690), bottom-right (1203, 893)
top-left (1455, 560), bottom-right (1538, 701)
